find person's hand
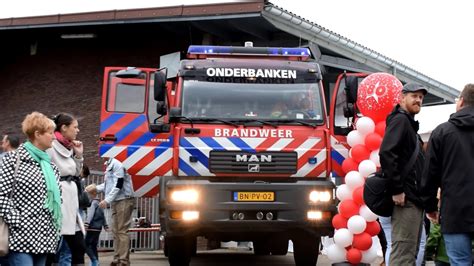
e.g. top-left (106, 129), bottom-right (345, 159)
top-left (392, 193), bottom-right (405, 206)
top-left (426, 211), bottom-right (439, 224)
top-left (72, 140), bottom-right (84, 158)
top-left (99, 200), bottom-right (108, 209)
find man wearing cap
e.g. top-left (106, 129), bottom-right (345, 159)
top-left (379, 83), bottom-right (427, 265)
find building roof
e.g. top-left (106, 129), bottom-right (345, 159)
top-left (0, 0), bottom-right (458, 101)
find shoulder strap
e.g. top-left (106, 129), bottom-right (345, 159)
top-left (8, 152), bottom-right (21, 199)
top-left (401, 137), bottom-right (420, 178)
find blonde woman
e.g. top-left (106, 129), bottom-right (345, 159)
top-left (0, 112), bottom-right (62, 265)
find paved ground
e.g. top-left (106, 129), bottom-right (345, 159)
top-left (92, 249), bottom-right (381, 265)
top-left (93, 249), bottom-right (438, 265)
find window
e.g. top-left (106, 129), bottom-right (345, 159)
top-left (181, 80), bottom-right (324, 123)
top-left (106, 72), bottom-right (147, 113)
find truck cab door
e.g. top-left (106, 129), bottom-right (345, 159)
top-left (99, 67), bottom-right (173, 197)
top-left (329, 73), bottom-right (368, 179)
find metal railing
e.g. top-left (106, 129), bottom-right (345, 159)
top-left (86, 171), bottom-right (161, 251)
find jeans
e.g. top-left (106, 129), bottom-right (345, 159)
top-left (85, 231), bottom-right (101, 266)
top-left (8, 252), bottom-right (47, 266)
top-left (380, 206), bottom-right (426, 266)
top-left (443, 233), bottom-right (473, 265)
top-left (58, 238), bottom-right (72, 266)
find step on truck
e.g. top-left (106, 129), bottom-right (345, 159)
top-left (99, 42), bottom-right (362, 265)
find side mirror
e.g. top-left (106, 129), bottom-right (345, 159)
top-left (169, 107), bottom-right (182, 122)
top-left (345, 76), bottom-right (359, 104)
top-left (116, 67), bottom-right (143, 78)
top-left (154, 69), bottom-right (167, 102)
top-left (157, 101), bottom-right (167, 116)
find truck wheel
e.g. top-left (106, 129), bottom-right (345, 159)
top-left (270, 237), bottom-right (288, 255)
top-left (253, 240), bottom-right (271, 255)
top-left (292, 234), bottom-right (320, 266)
top-left (166, 236), bottom-right (194, 266)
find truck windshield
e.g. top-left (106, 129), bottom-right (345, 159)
top-left (181, 80), bottom-right (324, 123)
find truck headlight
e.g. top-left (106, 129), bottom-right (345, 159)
top-left (309, 190), bottom-right (332, 203)
top-left (170, 189), bottom-right (199, 204)
top-left (182, 211), bottom-right (199, 221)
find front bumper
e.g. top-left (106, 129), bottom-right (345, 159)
top-left (159, 178), bottom-right (336, 238)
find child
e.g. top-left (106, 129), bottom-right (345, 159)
top-left (84, 187), bottom-right (108, 266)
top-left (426, 222), bottom-right (450, 266)
top-left (425, 189), bottom-right (449, 266)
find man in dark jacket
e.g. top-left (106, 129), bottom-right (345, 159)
top-left (379, 83), bottom-right (427, 265)
top-left (421, 83), bottom-right (474, 265)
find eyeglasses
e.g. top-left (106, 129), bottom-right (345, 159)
top-left (455, 96), bottom-right (462, 103)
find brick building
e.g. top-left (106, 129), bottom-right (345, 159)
top-left (0, 0), bottom-right (458, 171)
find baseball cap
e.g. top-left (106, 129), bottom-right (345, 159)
top-left (402, 83), bottom-right (428, 95)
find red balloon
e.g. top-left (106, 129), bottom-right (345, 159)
top-left (352, 186), bottom-right (364, 206)
top-left (357, 73), bottom-right (403, 123)
top-left (342, 158), bottom-right (358, 174)
top-left (339, 200), bottom-right (360, 219)
top-left (365, 133), bottom-right (383, 151)
top-left (346, 247), bottom-right (362, 264)
top-left (351, 144), bottom-right (370, 163)
top-left (352, 232), bottom-right (373, 251)
top-left (375, 121), bottom-right (386, 136)
top-left (332, 214), bottom-right (348, 229)
top-left (365, 221), bottom-right (381, 236)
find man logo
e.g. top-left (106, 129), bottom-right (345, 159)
top-left (248, 164), bottom-right (260, 173)
top-left (236, 154), bottom-right (272, 163)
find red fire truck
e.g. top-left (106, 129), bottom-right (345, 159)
top-left (99, 43), bottom-right (361, 265)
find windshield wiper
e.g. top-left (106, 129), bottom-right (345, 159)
top-left (275, 119), bottom-right (317, 128)
top-left (235, 119), bottom-right (278, 128)
top-left (192, 118), bottom-right (239, 127)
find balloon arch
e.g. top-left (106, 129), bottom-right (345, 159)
top-left (328, 73), bottom-right (403, 264)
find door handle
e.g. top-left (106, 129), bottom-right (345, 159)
top-left (99, 134), bottom-right (117, 141)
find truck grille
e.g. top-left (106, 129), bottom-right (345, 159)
top-left (209, 151), bottom-right (297, 174)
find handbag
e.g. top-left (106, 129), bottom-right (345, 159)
top-left (0, 153), bottom-right (21, 256)
top-left (364, 138), bottom-right (420, 217)
top-left (76, 179), bottom-right (91, 209)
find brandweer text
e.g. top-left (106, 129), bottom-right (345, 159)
top-left (215, 129), bottom-right (293, 138)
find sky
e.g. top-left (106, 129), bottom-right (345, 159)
top-left (1, 0), bottom-right (472, 91)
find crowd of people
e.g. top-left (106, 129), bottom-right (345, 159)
top-left (0, 113), bottom-right (135, 266)
top-left (0, 83), bottom-right (473, 266)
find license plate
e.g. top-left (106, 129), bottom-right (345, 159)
top-left (233, 192), bottom-right (275, 202)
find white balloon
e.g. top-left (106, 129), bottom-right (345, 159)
top-left (336, 184), bottom-right (353, 201)
top-left (345, 171), bottom-right (364, 190)
top-left (347, 215), bottom-right (367, 234)
top-left (327, 244), bottom-right (347, 263)
top-left (370, 150), bottom-right (381, 167)
top-left (356, 117), bottom-right (375, 136)
top-left (358, 160), bottom-right (377, 177)
top-left (347, 130), bottom-right (364, 148)
top-left (359, 204), bottom-right (378, 222)
top-left (334, 228), bottom-right (353, 248)
top-left (361, 241), bottom-right (379, 263)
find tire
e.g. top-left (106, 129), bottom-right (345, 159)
top-left (292, 233), bottom-right (320, 266)
top-left (253, 240), bottom-right (271, 255)
top-left (270, 237), bottom-right (288, 255)
top-left (166, 236), bottom-right (194, 266)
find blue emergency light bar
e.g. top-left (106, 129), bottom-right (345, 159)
top-left (187, 45), bottom-right (311, 57)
